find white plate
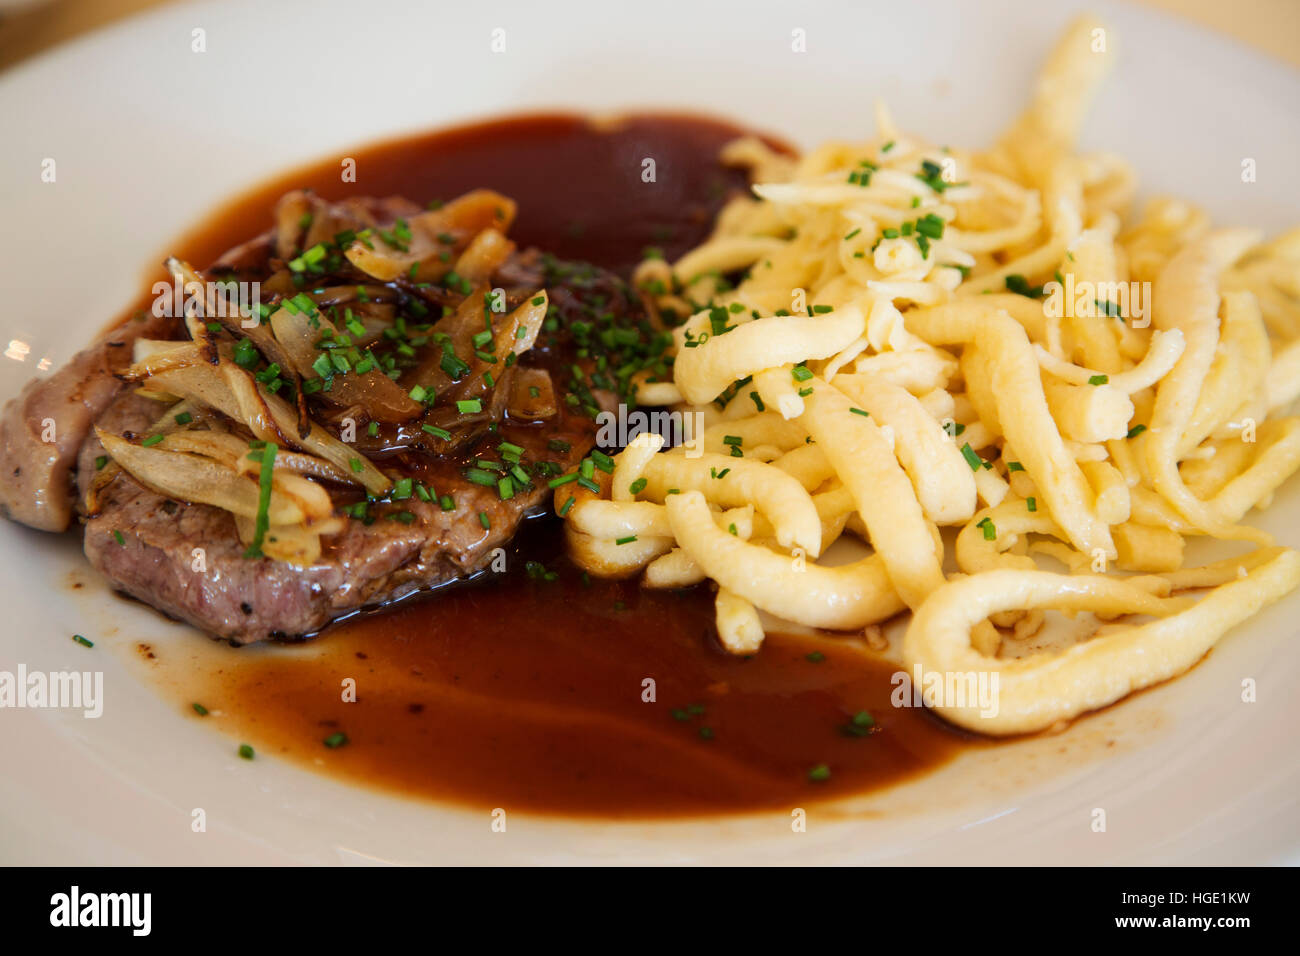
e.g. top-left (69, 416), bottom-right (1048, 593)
top-left (2, 0), bottom-right (1298, 865)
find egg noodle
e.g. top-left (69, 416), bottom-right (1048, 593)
top-left (556, 16), bottom-right (1300, 735)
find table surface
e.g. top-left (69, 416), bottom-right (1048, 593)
top-left (1, 0), bottom-right (1298, 72)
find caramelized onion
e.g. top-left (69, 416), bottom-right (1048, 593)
top-left (267, 306), bottom-right (422, 423)
top-left (166, 258), bottom-right (311, 435)
top-left (96, 429), bottom-right (318, 525)
top-left (146, 362), bottom-right (392, 495)
top-left (508, 367), bottom-right (558, 420)
top-left (345, 189), bottom-right (517, 282)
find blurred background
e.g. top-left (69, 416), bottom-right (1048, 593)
top-left (1, 0), bottom-right (1297, 71)
top-left (1, 0), bottom-right (1299, 71)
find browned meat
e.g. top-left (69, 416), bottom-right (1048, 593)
top-left (0, 188), bottom-right (657, 642)
top-left (0, 310), bottom-right (176, 531)
top-left (72, 245), bottom-right (624, 641)
top-left (82, 396), bottom-right (585, 642)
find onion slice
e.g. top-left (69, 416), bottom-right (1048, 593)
top-left (345, 190), bottom-right (517, 282)
top-left (96, 429), bottom-right (313, 524)
top-left (146, 362), bottom-right (392, 495)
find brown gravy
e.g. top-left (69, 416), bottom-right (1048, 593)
top-left (135, 112), bottom-right (976, 817)
top-left (194, 520), bottom-right (974, 818)
top-left (133, 111), bottom-right (767, 299)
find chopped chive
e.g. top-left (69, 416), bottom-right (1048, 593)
top-left (960, 443), bottom-right (982, 471)
top-left (1088, 374), bottom-right (1109, 386)
top-left (141, 433), bottom-right (164, 447)
top-left (323, 732), bottom-right (349, 749)
top-left (849, 407), bottom-right (869, 417)
top-left (915, 213), bottom-right (945, 238)
top-left (238, 744), bottom-right (255, 760)
top-left (95, 455), bottom-right (108, 470)
top-left (464, 467), bottom-right (499, 488)
top-left (243, 441), bottom-right (277, 558)
top-left (71, 634), bottom-right (93, 648)
top-left (807, 764), bottom-right (831, 782)
top-left (478, 511), bottom-right (491, 530)
top-left (1126, 423), bottom-right (1148, 439)
top-left (558, 495), bottom-right (576, 517)
top-left (1006, 460), bottom-right (1024, 472)
top-left (174, 412), bottom-right (193, 426)
top-left (615, 535), bottom-right (637, 545)
top-left (456, 399), bottom-right (482, 414)
top-left (421, 424), bottom-right (453, 441)
top-left (1006, 274), bottom-right (1046, 299)
top-left (191, 702), bottom-right (208, 716)
top-left (1027, 496), bottom-right (1037, 512)
top-left (629, 477), bottom-right (647, 495)
top-left (113, 530), bottom-right (125, 546)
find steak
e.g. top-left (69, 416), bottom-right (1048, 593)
top-left (0, 194), bottom-right (654, 642)
top-left (81, 389), bottom-right (585, 641)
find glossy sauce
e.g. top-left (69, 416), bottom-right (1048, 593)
top-left (198, 521), bottom-right (974, 818)
top-left (136, 112), bottom-right (765, 295)
top-left (153, 113), bottom-right (976, 817)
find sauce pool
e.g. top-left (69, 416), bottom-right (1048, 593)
top-left (133, 112), bottom-right (976, 817)
top-left (195, 520), bottom-right (974, 818)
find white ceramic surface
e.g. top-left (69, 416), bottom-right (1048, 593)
top-left (1, 0), bottom-right (1297, 864)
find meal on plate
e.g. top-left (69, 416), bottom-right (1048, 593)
top-left (4, 16), bottom-right (1299, 807)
